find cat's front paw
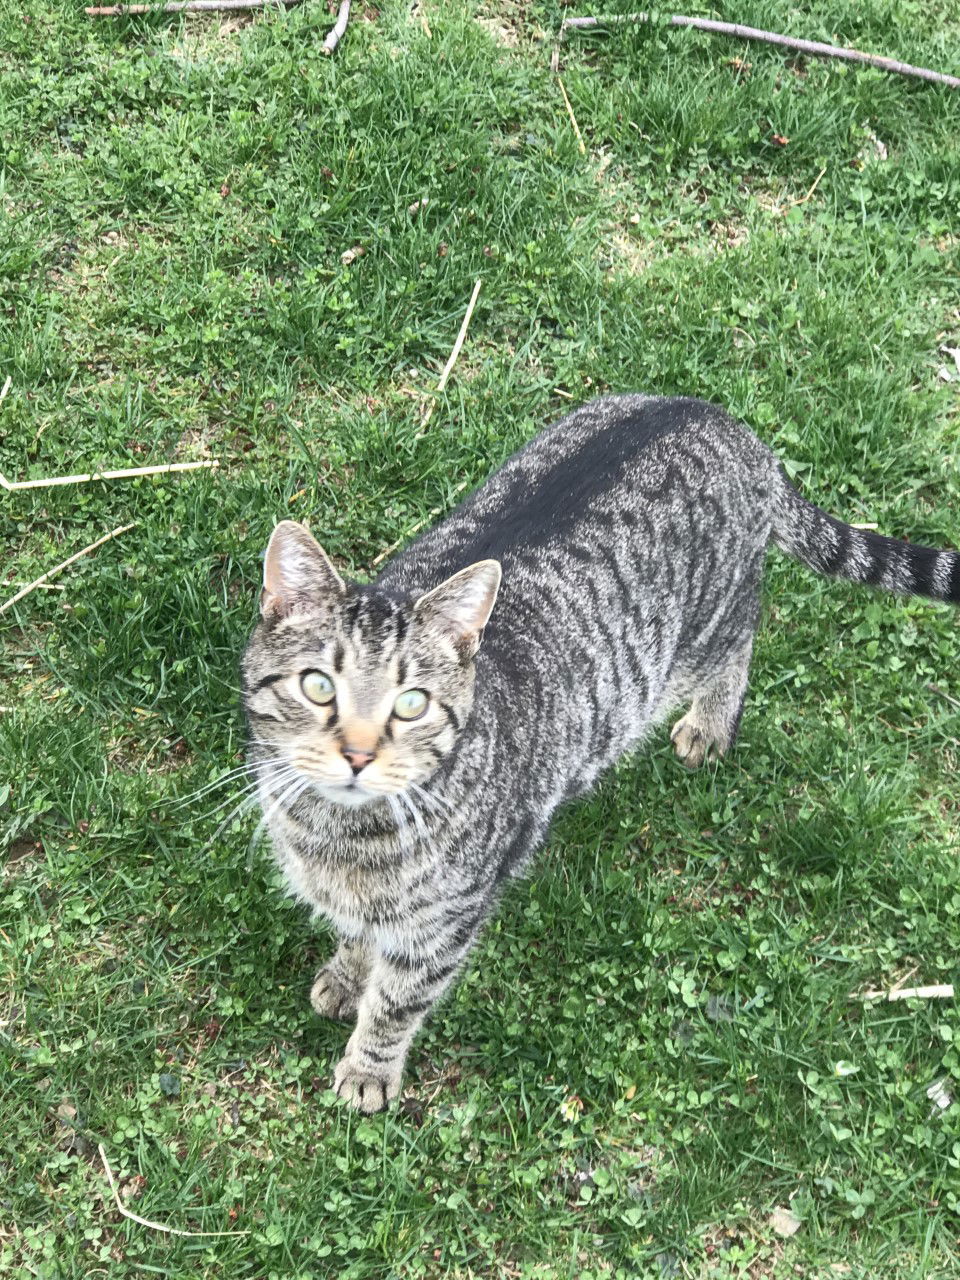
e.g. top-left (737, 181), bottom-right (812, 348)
top-left (670, 716), bottom-right (721, 768)
top-left (333, 1056), bottom-right (402, 1113)
top-left (310, 968), bottom-right (359, 1021)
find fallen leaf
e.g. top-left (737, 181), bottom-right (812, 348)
top-left (834, 1060), bottom-right (859, 1077)
top-left (768, 1205), bottom-right (801, 1237)
top-left (560, 1093), bottom-right (584, 1122)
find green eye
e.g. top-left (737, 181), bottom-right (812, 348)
top-left (301, 671), bottom-right (336, 705)
top-left (393, 688), bottom-right (429, 721)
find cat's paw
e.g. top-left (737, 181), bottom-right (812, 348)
top-left (670, 716), bottom-right (722, 768)
top-left (333, 1057), bottom-right (402, 1113)
top-left (310, 969), bottom-right (359, 1021)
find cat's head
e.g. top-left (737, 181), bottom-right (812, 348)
top-left (242, 521), bottom-right (501, 808)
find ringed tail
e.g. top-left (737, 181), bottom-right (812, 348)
top-left (771, 466), bottom-right (960, 604)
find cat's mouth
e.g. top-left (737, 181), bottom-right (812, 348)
top-left (316, 777), bottom-right (389, 809)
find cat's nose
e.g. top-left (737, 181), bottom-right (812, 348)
top-left (342, 747), bottom-right (375, 776)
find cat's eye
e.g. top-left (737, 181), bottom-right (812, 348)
top-left (301, 671), bottom-right (336, 706)
top-left (393, 689), bottom-right (429, 721)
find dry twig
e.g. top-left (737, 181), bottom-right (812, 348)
top-left (792, 165), bottom-right (827, 206)
top-left (371, 481), bottom-right (469, 568)
top-left (98, 1145), bottom-right (250, 1238)
top-left (0, 460), bottom-right (219, 492)
top-left (557, 76), bottom-right (586, 154)
top-left (560, 13), bottom-right (960, 89)
top-left (417, 278), bottom-right (483, 432)
top-left (323, 0), bottom-right (351, 53)
top-left (860, 983), bottom-right (954, 1003)
top-left (926, 682), bottom-right (960, 712)
top-left (87, 0), bottom-right (301, 12)
top-left (436, 279), bottom-right (483, 393)
top-left (1, 524), bottom-right (138, 616)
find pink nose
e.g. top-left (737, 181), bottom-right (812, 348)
top-left (342, 747), bottom-right (375, 776)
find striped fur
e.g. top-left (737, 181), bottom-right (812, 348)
top-left (241, 394), bottom-right (959, 1111)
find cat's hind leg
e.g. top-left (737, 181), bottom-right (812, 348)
top-left (671, 634), bottom-right (753, 769)
top-left (311, 937), bottom-right (371, 1022)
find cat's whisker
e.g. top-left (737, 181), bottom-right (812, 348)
top-left (407, 781), bottom-right (455, 818)
top-left (396, 789), bottom-right (440, 865)
top-left (248, 772), bottom-right (314, 855)
top-left (385, 792), bottom-right (414, 854)
top-left (190, 761), bottom-right (302, 854)
top-left (193, 763), bottom-right (300, 827)
top-left (162, 761), bottom-right (263, 811)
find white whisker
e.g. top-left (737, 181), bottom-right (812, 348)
top-left (162, 761), bottom-right (261, 811)
top-left (408, 781), bottom-right (455, 817)
top-left (385, 792), bottom-right (413, 854)
top-left (396, 789), bottom-right (440, 865)
top-left (248, 772), bottom-right (313, 855)
top-left (194, 763), bottom-right (299, 826)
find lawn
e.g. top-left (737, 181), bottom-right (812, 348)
top-left (2, 1), bottom-right (959, 1275)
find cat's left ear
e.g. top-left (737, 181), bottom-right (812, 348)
top-left (261, 521), bottom-right (346, 620)
top-left (413, 560), bottom-right (502, 657)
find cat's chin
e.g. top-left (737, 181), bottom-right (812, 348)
top-left (316, 780), bottom-right (390, 810)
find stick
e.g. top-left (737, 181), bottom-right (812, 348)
top-left (371, 482), bottom-right (469, 568)
top-left (792, 165), bottom-right (827, 207)
top-left (927, 682), bottom-right (960, 712)
top-left (417, 279), bottom-right (484, 433)
top-left (98, 1145), bottom-right (250, 1238)
top-left (322, 0), bottom-right (350, 53)
top-left (0, 376), bottom-right (11, 408)
top-left (1, 524), bottom-right (138, 615)
top-left (86, 0), bottom-right (301, 13)
top-left (860, 983), bottom-right (954, 1003)
top-left (436, 279), bottom-right (483, 393)
top-left (557, 76), bottom-right (586, 154)
top-left (560, 13), bottom-right (960, 89)
top-left (0, 460), bottom-right (219, 492)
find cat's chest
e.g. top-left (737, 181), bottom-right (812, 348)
top-left (274, 829), bottom-right (434, 939)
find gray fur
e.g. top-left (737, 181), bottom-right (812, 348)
top-left (241, 394), bottom-right (959, 1111)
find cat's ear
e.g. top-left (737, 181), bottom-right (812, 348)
top-left (261, 521), bottom-right (346, 620)
top-left (413, 560), bottom-right (501, 656)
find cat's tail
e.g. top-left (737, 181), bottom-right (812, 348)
top-left (770, 466), bottom-right (960, 604)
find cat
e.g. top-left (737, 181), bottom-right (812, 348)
top-left (241, 394), bottom-right (960, 1112)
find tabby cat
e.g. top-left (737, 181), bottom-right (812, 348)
top-left (242, 394), bottom-right (959, 1112)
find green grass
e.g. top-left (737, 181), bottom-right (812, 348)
top-left (2, 1), bottom-right (960, 1275)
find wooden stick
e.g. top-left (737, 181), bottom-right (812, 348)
top-left (560, 13), bottom-right (960, 89)
top-left (99, 1145), bottom-right (249, 1238)
top-left (927, 682), bottom-right (960, 712)
top-left (86, 0), bottom-right (300, 13)
top-left (371, 481), bottom-right (469, 568)
top-left (436, 279), bottom-right (483, 393)
top-left (0, 376), bottom-right (11, 408)
top-left (416, 279), bottom-right (484, 434)
top-left (322, 0), bottom-right (350, 54)
top-left (1, 524), bottom-right (138, 615)
top-left (0, 460), bottom-right (219, 492)
top-left (792, 165), bottom-right (827, 207)
top-left (860, 983), bottom-right (954, 1003)
top-left (557, 76), bottom-right (587, 154)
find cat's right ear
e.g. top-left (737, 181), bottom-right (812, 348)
top-left (260, 521), bottom-right (346, 620)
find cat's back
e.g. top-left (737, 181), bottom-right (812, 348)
top-left (380, 394), bottom-right (771, 589)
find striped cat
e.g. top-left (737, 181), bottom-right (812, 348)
top-left (242, 394), bottom-right (960, 1112)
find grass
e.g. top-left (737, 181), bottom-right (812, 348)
top-left (2, 0), bottom-right (959, 1275)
